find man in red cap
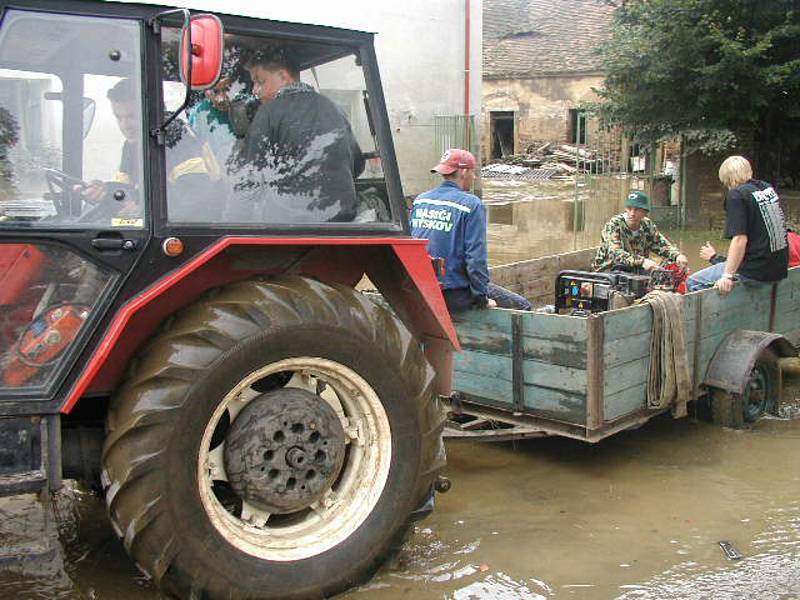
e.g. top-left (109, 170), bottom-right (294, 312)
top-left (411, 149), bottom-right (531, 312)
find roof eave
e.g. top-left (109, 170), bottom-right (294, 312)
top-left (483, 69), bottom-right (607, 80)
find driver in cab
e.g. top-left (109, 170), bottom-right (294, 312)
top-left (79, 78), bottom-right (224, 224)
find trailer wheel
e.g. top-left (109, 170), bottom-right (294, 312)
top-left (101, 276), bottom-right (445, 600)
top-left (710, 349), bottom-right (779, 428)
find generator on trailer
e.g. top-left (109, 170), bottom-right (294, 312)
top-left (0, 3), bottom-right (457, 599)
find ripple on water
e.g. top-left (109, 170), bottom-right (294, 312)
top-left (0, 574), bottom-right (75, 600)
top-left (349, 526), bottom-right (556, 600)
top-left (453, 572), bottom-right (550, 600)
top-left (378, 527), bottom-right (483, 584)
top-left (616, 554), bottom-right (800, 600)
top-left (0, 492), bottom-right (76, 600)
top-left (616, 502), bottom-right (800, 600)
top-left (776, 396), bottom-right (800, 420)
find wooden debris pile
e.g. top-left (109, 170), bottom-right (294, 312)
top-left (482, 142), bottom-right (602, 180)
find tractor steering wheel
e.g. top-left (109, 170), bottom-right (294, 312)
top-left (44, 169), bottom-right (138, 225)
top-left (74, 181), bottom-right (139, 224)
top-left (44, 168), bottom-right (88, 219)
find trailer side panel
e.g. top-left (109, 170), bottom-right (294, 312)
top-left (453, 310), bottom-right (589, 425)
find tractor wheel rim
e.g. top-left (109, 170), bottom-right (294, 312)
top-left (197, 357), bottom-right (392, 561)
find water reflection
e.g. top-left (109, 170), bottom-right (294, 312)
top-left (452, 572), bottom-right (549, 600)
top-left (618, 512), bottom-right (800, 599)
top-left (484, 179), bottom-right (585, 266)
top-left (482, 178), bottom-right (721, 271)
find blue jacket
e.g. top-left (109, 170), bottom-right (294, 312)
top-left (410, 181), bottom-right (490, 304)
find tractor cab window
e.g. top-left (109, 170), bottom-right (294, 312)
top-left (0, 10), bottom-right (145, 228)
top-left (161, 30), bottom-right (390, 225)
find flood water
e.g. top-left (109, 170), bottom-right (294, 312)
top-left (2, 387), bottom-right (800, 600)
top-left (482, 178), bottom-right (718, 269)
top-left (2, 184), bottom-right (799, 599)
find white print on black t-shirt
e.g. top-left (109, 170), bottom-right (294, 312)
top-left (752, 186), bottom-right (787, 253)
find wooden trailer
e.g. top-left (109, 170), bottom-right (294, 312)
top-left (447, 249), bottom-right (799, 442)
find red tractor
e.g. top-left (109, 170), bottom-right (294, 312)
top-left (0, 3), bottom-right (457, 599)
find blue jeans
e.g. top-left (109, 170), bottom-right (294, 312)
top-left (687, 263), bottom-right (768, 292)
top-left (444, 283), bottom-right (532, 312)
top-left (686, 262), bottom-right (725, 291)
top-left (488, 282), bottom-right (532, 310)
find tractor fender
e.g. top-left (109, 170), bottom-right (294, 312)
top-left (61, 237), bottom-right (459, 413)
top-left (703, 329), bottom-right (796, 395)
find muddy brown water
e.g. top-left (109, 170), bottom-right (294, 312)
top-left (482, 178), bottom-right (724, 269)
top-left (2, 187), bottom-right (799, 599)
top-left (2, 396), bottom-right (800, 600)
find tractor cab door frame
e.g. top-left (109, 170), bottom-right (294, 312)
top-left (0, 2), bottom-right (158, 415)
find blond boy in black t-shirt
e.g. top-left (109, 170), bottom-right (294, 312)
top-left (686, 156), bottom-right (788, 295)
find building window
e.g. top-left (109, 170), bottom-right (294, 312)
top-left (567, 109), bottom-right (587, 145)
top-left (630, 142), bottom-right (646, 172)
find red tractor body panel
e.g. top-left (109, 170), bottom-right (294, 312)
top-left (0, 244), bottom-right (46, 305)
top-left (61, 237), bottom-right (458, 413)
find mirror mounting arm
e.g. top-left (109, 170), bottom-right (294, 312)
top-left (149, 8), bottom-right (192, 146)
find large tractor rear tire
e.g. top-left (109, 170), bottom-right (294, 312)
top-left (101, 276), bottom-right (446, 600)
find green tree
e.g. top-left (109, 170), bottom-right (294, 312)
top-left (594, 0), bottom-right (800, 179)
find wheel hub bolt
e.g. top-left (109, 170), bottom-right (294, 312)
top-left (285, 446), bottom-right (308, 469)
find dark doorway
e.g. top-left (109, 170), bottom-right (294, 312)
top-left (567, 109), bottom-right (587, 145)
top-left (490, 111), bottom-right (514, 158)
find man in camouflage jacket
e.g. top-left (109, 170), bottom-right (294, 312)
top-left (592, 191), bottom-right (688, 272)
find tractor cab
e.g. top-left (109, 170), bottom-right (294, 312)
top-left (0, 8), bottom-right (146, 394)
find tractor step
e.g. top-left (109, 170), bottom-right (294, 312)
top-left (0, 470), bottom-right (47, 496)
top-left (0, 415), bottom-right (60, 497)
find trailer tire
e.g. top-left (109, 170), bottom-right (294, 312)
top-left (101, 276), bottom-right (445, 600)
top-left (710, 349), bottom-right (779, 429)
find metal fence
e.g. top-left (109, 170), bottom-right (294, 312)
top-left (434, 115), bottom-right (478, 161)
top-left (572, 127), bottom-right (679, 251)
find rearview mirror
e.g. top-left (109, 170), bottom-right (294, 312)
top-left (82, 97), bottom-right (96, 139)
top-left (180, 14), bottom-right (223, 90)
top-left (152, 10), bottom-right (224, 142)
top-left (44, 93), bottom-right (97, 139)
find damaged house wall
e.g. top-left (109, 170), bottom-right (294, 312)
top-left (484, 75), bottom-right (605, 156)
top-left (482, 0), bottom-right (615, 162)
